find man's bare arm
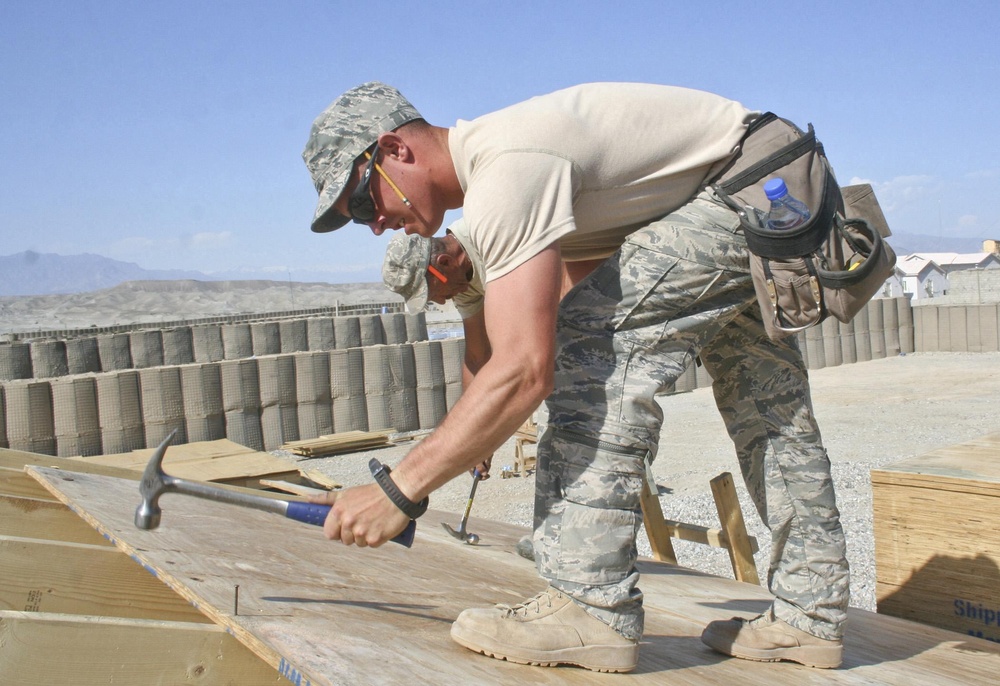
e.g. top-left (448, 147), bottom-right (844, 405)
top-left (312, 245), bottom-right (561, 546)
top-left (459, 309), bottom-right (495, 475)
top-left (461, 309), bottom-right (491, 383)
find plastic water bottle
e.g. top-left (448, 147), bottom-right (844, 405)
top-left (763, 178), bottom-right (811, 230)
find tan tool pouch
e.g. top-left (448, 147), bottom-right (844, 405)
top-left (713, 113), bottom-right (897, 340)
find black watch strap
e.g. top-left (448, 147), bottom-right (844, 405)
top-left (369, 459), bottom-right (428, 520)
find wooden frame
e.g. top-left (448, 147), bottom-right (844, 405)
top-left (641, 465), bottom-right (760, 585)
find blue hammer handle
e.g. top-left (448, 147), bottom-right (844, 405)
top-left (284, 502), bottom-right (417, 547)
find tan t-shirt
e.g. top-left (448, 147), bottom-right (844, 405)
top-left (447, 82), bottom-right (758, 283)
top-left (445, 219), bottom-right (486, 319)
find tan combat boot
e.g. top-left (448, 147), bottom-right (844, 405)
top-left (451, 587), bottom-right (639, 673)
top-left (701, 609), bottom-right (842, 669)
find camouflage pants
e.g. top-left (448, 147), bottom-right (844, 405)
top-left (534, 188), bottom-right (849, 641)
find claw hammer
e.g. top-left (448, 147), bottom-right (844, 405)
top-left (442, 469), bottom-right (482, 545)
top-left (134, 430), bottom-right (416, 547)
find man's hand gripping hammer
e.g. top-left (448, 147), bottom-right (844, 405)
top-left (134, 430), bottom-right (416, 547)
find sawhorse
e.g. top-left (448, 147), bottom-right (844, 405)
top-left (640, 462), bottom-right (760, 585)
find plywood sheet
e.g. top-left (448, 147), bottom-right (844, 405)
top-left (872, 433), bottom-right (1000, 490)
top-left (28, 467), bottom-right (1000, 686)
top-left (70, 438), bottom-right (303, 484)
top-left (0, 447), bottom-right (142, 478)
top-left (77, 438), bottom-right (257, 465)
top-left (872, 431), bottom-right (1000, 638)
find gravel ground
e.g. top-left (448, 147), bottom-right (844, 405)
top-left (282, 351), bottom-right (1000, 613)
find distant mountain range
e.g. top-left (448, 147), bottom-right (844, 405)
top-left (1, 234), bottom-right (990, 297)
top-left (0, 251), bottom-right (215, 296)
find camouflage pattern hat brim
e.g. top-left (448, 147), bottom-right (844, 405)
top-left (382, 233), bottom-right (432, 314)
top-left (303, 82), bottom-right (422, 233)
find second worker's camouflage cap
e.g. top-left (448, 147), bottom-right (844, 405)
top-left (303, 82), bottom-right (422, 233)
top-left (382, 233), bottom-right (432, 314)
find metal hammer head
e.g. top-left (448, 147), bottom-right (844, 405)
top-left (441, 522), bottom-right (480, 545)
top-left (134, 430), bottom-right (178, 530)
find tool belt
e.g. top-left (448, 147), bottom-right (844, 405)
top-left (712, 113), bottom-right (897, 340)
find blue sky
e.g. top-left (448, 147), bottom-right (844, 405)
top-left (2, 1), bottom-right (998, 283)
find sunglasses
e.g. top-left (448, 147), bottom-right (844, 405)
top-left (348, 144), bottom-right (411, 224)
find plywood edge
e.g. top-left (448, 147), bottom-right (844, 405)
top-left (260, 479), bottom-right (331, 497)
top-left (871, 470), bottom-right (1000, 496)
top-left (0, 611), bottom-right (282, 685)
top-left (872, 433), bottom-right (1000, 485)
top-left (297, 468), bottom-right (342, 490)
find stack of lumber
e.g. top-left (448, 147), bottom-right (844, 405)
top-left (873, 431), bottom-right (1000, 640)
top-left (281, 429), bottom-right (396, 457)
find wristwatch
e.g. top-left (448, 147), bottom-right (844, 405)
top-left (369, 458), bottom-right (429, 520)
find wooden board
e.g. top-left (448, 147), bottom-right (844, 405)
top-left (0, 445), bottom-right (288, 684)
top-left (0, 534), bottom-right (208, 622)
top-left (70, 438), bottom-right (304, 486)
top-left (27, 466), bottom-right (1000, 685)
top-left (872, 432), bottom-right (1000, 639)
top-left (872, 433), bottom-right (1000, 488)
top-left (0, 447), bottom-right (146, 479)
top-left (281, 429), bottom-right (395, 457)
top-left (0, 465), bottom-right (56, 500)
top-left (76, 437), bottom-right (261, 465)
top-left (0, 611), bottom-right (284, 685)
top-left (0, 493), bottom-right (112, 546)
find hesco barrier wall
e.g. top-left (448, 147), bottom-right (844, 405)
top-left (911, 302), bottom-right (1000, 352)
top-left (0, 313), bottom-right (428, 381)
top-left (0, 301), bottom-right (404, 343)
top-left (2, 297), bottom-right (998, 457)
top-left (0, 338), bottom-right (463, 457)
top-left (0, 310), bottom-right (438, 456)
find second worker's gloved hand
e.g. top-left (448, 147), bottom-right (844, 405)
top-left (471, 455), bottom-right (493, 480)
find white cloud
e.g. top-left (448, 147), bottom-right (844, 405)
top-left (958, 214), bottom-right (978, 227)
top-left (850, 175), bottom-right (938, 213)
top-left (188, 231), bottom-right (233, 249)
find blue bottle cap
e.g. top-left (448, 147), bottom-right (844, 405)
top-left (764, 178), bottom-right (788, 201)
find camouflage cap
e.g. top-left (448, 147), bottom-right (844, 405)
top-left (303, 82), bottom-right (423, 233)
top-left (382, 233), bottom-right (432, 314)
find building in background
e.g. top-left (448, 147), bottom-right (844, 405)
top-left (895, 255), bottom-right (950, 301)
top-left (889, 242), bottom-right (1000, 303)
top-left (907, 251), bottom-right (1000, 277)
